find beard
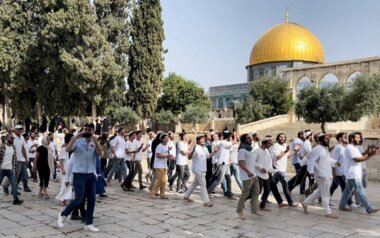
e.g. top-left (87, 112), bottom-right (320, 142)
top-left (321, 141), bottom-right (329, 147)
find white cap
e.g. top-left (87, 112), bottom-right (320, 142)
top-left (304, 131), bottom-right (312, 137)
top-left (15, 125), bottom-right (23, 130)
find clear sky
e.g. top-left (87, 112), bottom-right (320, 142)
top-left (160, 0), bottom-right (380, 91)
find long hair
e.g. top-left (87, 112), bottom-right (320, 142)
top-left (276, 133), bottom-right (286, 143)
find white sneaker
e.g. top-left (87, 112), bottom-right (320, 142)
top-left (84, 224), bottom-right (99, 232)
top-left (57, 212), bottom-right (66, 228)
top-left (351, 204), bottom-right (360, 208)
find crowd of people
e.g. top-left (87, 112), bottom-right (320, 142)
top-left (0, 121), bottom-right (379, 232)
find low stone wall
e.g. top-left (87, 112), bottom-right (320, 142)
top-left (237, 115), bottom-right (290, 135)
top-left (326, 116), bottom-right (378, 131)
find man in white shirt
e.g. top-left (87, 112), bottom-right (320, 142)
top-left (121, 131), bottom-right (136, 191)
top-left (107, 128), bottom-right (127, 184)
top-left (288, 130), bottom-right (311, 193)
top-left (171, 132), bottom-right (194, 193)
top-left (145, 131), bottom-right (156, 182)
top-left (129, 131), bottom-right (147, 190)
top-left (338, 132), bottom-right (379, 214)
top-left (329, 132), bottom-right (352, 205)
top-left (269, 133), bottom-right (298, 208)
top-left (13, 125), bottom-right (31, 192)
top-left (254, 136), bottom-right (277, 211)
top-left (167, 131), bottom-right (177, 190)
top-left (0, 133), bottom-right (23, 204)
top-left (26, 132), bottom-right (39, 182)
top-left (302, 134), bottom-right (339, 218)
top-left (207, 131), bottom-right (236, 196)
top-left (49, 132), bottom-right (59, 181)
top-left (252, 132), bottom-right (260, 151)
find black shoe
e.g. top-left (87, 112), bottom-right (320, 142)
top-left (13, 199), bottom-right (23, 205)
top-left (99, 193), bottom-right (108, 198)
top-left (70, 215), bottom-right (82, 220)
top-left (3, 186), bottom-right (9, 195)
top-left (24, 188), bottom-right (32, 192)
top-left (121, 184), bottom-right (128, 192)
top-left (131, 185), bottom-right (137, 189)
top-left (140, 185), bottom-right (147, 190)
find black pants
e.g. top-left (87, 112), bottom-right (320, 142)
top-left (167, 159), bottom-right (176, 182)
top-left (100, 158), bottom-right (107, 172)
top-left (122, 161), bottom-right (135, 188)
top-left (205, 158), bottom-right (213, 188)
top-left (288, 165), bottom-right (310, 193)
top-left (270, 172), bottom-right (294, 205)
top-left (330, 175), bottom-right (353, 205)
top-left (259, 177), bottom-right (270, 208)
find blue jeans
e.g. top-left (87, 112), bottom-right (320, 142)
top-left (230, 163), bottom-right (242, 190)
top-left (16, 161), bottom-right (29, 189)
top-left (0, 169), bottom-right (18, 200)
top-left (339, 178), bottom-right (372, 212)
top-left (107, 158), bottom-right (127, 183)
top-left (61, 173), bottom-right (97, 225)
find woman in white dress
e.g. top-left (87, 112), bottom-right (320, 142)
top-left (55, 133), bottom-right (74, 206)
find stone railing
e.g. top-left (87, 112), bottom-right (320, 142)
top-left (237, 115), bottom-right (290, 134)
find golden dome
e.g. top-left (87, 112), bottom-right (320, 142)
top-left (249, 22), bottom-right (325, 66)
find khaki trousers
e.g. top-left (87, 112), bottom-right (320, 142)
top-left (236, 176), bottom-right (260, 214)
top-left (151, 168), bottom-right (168, 198)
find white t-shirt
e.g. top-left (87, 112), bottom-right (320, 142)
top-left (176, 141), bottom-right (189, 165)
top-left (309, 145), bottom-right (336, 179)
top-left (49, 141), bottom-right (57, 159)
top-left (2, 145), bottom-right (14, 170)
top-left (147, 139), bottom-right (153, 160)
top-left (254, 148), bottom-right (276, 179)
top-left (238, 148), bottom-right (257, 181)
top-left (217, 140), bottom-right (233, 165)
top-left (344, 144), bottom-right (363, 179)
top-left (212, 140), bottom-right (221, 164)
top-left (13, 133), bottom-right (26, 162)
top-left (191, 145), bottom-right (209, 172)
top-left (26, 139), bottom-right (39, 159)
top-left (230, 144), bottom-right (239, 164)
top-left (59, 146), bottom-right (69, 173)
top-left (168, 139), bottom-right (176, 158)
top-left (110, 135), bottom-right (126, 159)
top-left (331, 144), bottom-right (345, 176)
top-left (270, 142), bottom-right (289, 172)
top-left (300, 140), bottom-right (312, 166)
top-left (133, 140), bottom-right (143, 161)
top-left (154, 143), bottom-right (169, 169)
top-left (125, 140), bottom-right (136, 161)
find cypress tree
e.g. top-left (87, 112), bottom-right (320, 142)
top-left (127, 0), bottom-right (165, 118)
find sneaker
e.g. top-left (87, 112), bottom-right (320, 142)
top-left (3, 186), bottom-right (9, 195)
top-left (70, 215), bottom-right (82, 220)
top-left (24, 188), bottom-right (32, 192)
top-left (140, 185), bottom-right (147, 190)
top-left (350, 204), bottom-right (360, 208)
top-left (84, 224), bottom-right (99, 232)
top-left (368, 208), bottom-right (380, 214)
top-left (12, 199), bottom-right (23, 205)
top-left (99, 193), bottom-right (108, 198)
top-left (120, 184), bottom-right (128, 192)
top-left (57, 212), bottom-right (66, 228)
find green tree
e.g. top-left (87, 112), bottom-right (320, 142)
top-left (295, 85), bottom-right (350, 133)
top-left (343, 74), bottom-right (380, 118)
top-left (127, 0), bottom-right (165, 118)
top-left (113, 106), bottom-right (140, 126)
top-left (158, 73), bottom-right (210, 115)
top-left (181, 105), bottom-right (209, 126)
top-left (94, 0), bottom-right (130, 115)
top-left (236, 76), bottom-right (293, 123)
top-left (155, 109), bottom-right (175, 131)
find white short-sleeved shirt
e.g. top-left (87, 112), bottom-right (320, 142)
top-left (238, 148), bottom-right (257, 181)
top-left (2, 145), bottom-right (14, 170)
top-left (110, 135), bottom-right (126, 159)
top-left (270, 142), bottom-right (288, 172)
top-left (26, 139), bottom-right (39, 159)
top-left (133, 140), bottom-right (143, 161)
top-left (13, 133), bottom-right (26, 162)
top-left (230, 144), bottom-right (239, 164)
top-left (254, 148), bottom-right (276, 179)
top-left (154, 143), bottom-right (169, 169)
top-left (331, 144), bottom-right (345, 176)
top-left (125, 140), bottom-right (136, 161)
top-left (217, 140), bottom-right (233, 165)
top-left (300, 140), bottom-right (312, 166)
top-left (168, 139), bottom-right (176, 158)
top-left (191, 145), bottom-right (209, 172)
top-left (344, 144), bottom-right (363, 179)
top-left (176, 141), bottom-right (189, 165)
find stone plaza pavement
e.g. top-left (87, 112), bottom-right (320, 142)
top-left (1, 173), bottom-right (380, 238)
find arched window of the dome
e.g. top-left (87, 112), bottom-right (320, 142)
top-left (346, 71), bottom-right (362, 89)
top-left (296, 76), bottom-right (313, 94)
top-left (319, 73), bottom-right (339, 89)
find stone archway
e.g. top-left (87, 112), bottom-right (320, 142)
top-left (296, 76), bottom-right (313, 94)
top-left (318, 73), bottom-right (339, 88)
top-left (346, 71), bottom-right (363, 88)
